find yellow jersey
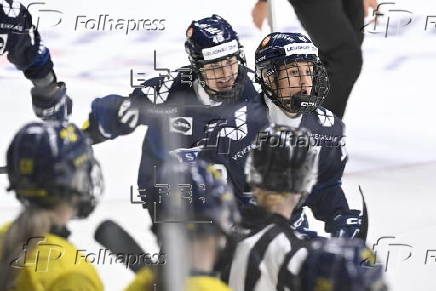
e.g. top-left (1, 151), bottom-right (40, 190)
top-left (0, 223), bottom-right (104, 291)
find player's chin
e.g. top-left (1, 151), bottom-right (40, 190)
top-left (215, 84), bottom-right (235, 92)
top-left (278, 98), bottom-right (292, 107)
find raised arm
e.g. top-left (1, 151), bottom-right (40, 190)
top-left (1, 1), bottom-right (71, 121)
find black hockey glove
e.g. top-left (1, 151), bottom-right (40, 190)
top-left (31, 82), bottom-right (72, 121)
top-left (85, 95), bottom-right (141, 143)
top-left (325, 209), bottom-right (362, 238)
top-left (0, 0), bottom-right (32, 56)
top-left (0, 1), bottom-right (54, 79)
top-left (290, 208), bottom-right (318, 239)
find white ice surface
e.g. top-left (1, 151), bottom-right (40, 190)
top-left (1, 0), bottom-right (436, 290)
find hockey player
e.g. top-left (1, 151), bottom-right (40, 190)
top-left (254, 32), bottom-right (364, 238)
top-left (84, 14), bottom-right (269, 235)
top-left (125, 160), bottom-right (240, 291)
top-left (225, 125), bottom-right (317, 291)
top-left (0, 122), bottom-right (104, 290)
top-left (296, 238), bottom-right (388, 291)
top-left (0, 0), bottom-right (71, 121)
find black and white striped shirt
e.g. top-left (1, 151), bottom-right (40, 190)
top-left (227, 214), bottom-right (310, 291)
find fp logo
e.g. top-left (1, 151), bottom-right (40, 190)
top-left (10, 237), bottom-right (64, 272)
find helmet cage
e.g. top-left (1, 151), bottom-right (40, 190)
top-left (192, 49), bottom-right (247, 103)
top-left (257, 56), bottom-right (329, 114)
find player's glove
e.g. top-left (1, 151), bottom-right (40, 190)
top-left (31, 81), bottom-right (72, 121)
top-left (117, 97), bottom-right (141, 129)
top-left (85, 95), bottom-right (141, 143)
top-left (0, 0), bottom-right (53, 80)
top-left (0, 0), bottom-right (31, 55)
top-left (325, 209), bottom-right (362, 238)
top-left (290, 208), bottom-right (318, 239)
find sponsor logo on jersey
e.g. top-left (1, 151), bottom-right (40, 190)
top-left (284, 42), bottom-right (318, 56)
top-left (170, 117), bottom-right (192, 135)
top-left (0, 34), bottom-right (7, 55)
top-left (202, 39), bottom-right (238, 61)
top-left (232, 144), bottom-right (257, 161)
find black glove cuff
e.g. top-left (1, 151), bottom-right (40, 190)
top-left (31, 79), bottom-right (61, 101)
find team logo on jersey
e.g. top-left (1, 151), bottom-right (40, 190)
top-left (0, 34), bottom-right (7, 55)
top-left (170, 117), bottom-right (192, 135)
top-left (261, 36), bottom-right (271, 47)
top-left (1, 0), bottom-right (21, 17)
top-left (316, 108), bottom-right (335, 127)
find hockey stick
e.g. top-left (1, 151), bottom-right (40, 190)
top-left (94, 219), bottom-right (149, 273)
top-left (267, 0), bottom-right (279, 32)
top-left (357, 185), bottom-right (369, 242)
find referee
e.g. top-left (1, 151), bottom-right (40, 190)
top-left (225, 125), bottom-right (319, 291)
top-left (252, 0), bottom-right (378, 119)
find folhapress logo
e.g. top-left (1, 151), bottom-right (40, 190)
top-left (10, 237), bottom-right (64, 272)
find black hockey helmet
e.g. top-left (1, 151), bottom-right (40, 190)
top-left (6, 122), bottom-right (104, 218)
top-left (247, 124), bottom-right (318, 195)
top-left (255, 32), bottom-right (329, 114)
top-left (297, 238), bottom-right (388, 291)
top-left (185, 14), bottom-right (247, 103)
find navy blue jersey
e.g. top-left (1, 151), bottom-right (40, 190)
top-left (85, 67), bottom-right (350, 227)
top-left (208, 100), bottom-right (349, 222)
top-left (127, 68), bottom-right (269, 211)
top-left (299, 107), bottom-right (349, 221)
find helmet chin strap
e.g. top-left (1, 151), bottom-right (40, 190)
top-left (197, 72), bottom-right (234, 103)
top-left (193, 79), bottom-right (222, 106)
top-left (195, 57), bottom-right (246, 104)
top-left (271, 92), bottom-right (315, 115)
top-left (290, 92), bottom-right (317, 113)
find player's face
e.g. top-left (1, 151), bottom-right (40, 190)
top-left (201, 56), bottom-right (239, 92)
top-left (264, 61), bottom-right (314, 99)
top-left (52, 200), bottom-right (77, 224)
